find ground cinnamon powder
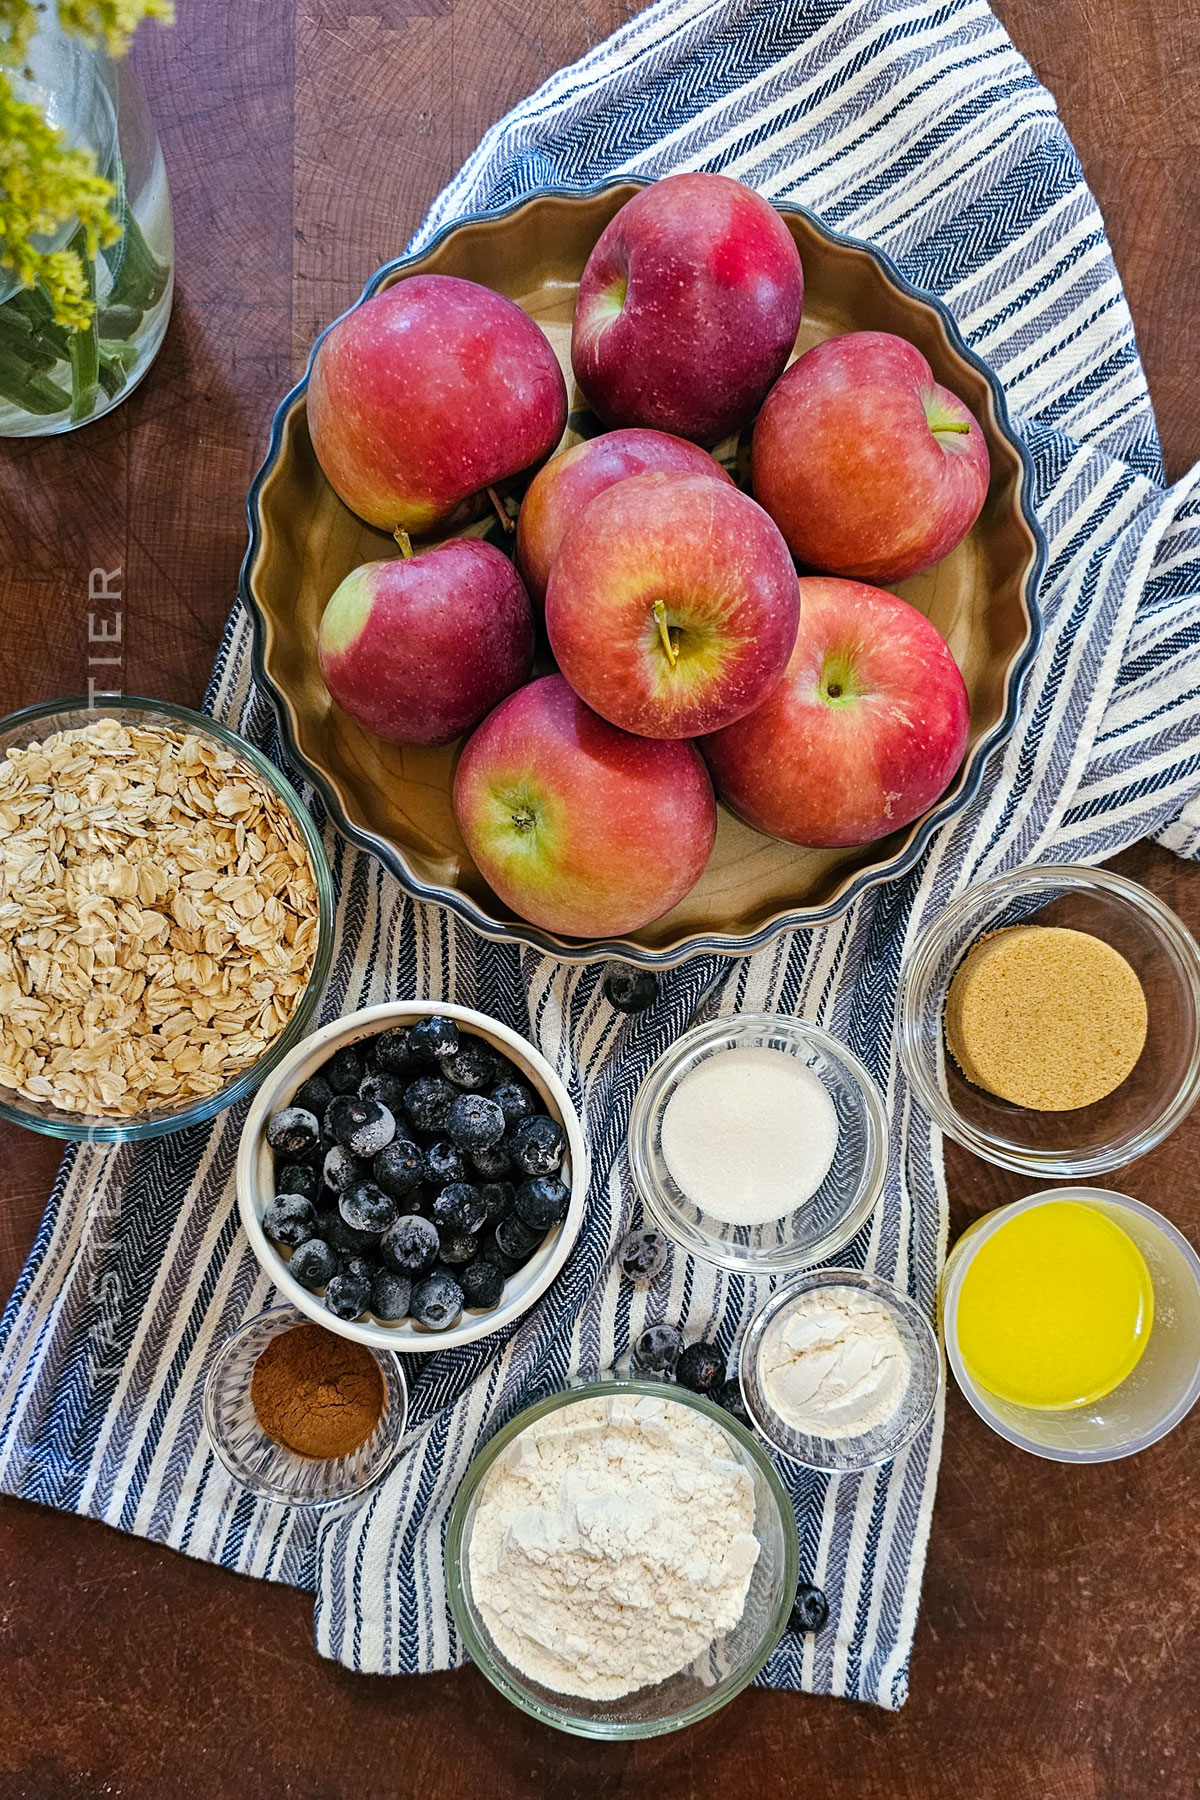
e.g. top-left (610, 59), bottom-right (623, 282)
top-left (251, 1323), bottom-right (385, 1459)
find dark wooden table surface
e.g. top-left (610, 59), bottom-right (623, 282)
top-left (1, 3), bottom-right (1197, 1795)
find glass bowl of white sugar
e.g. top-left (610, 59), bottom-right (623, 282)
top-left (445, 1381), bottom-right (798, 1738)
top-left (739, 1268), bottom-right (942, 1472)
top-left (628, 1015), bottom-right (889, 1274)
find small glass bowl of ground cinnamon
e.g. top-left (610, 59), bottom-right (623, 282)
top-left (203, 1307), bottom-right (407, 1507)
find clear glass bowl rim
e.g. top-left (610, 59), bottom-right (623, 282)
top-left (940, 1188), bottom-right (1200, 1463)
top-left (0, 693), bottom-right (335, 1141)
top-left (444, 1377), bottom-right (799, 1739)
top-left (738, 1266), bottom-right (942, 1472)
top-left (201, 1304), bottom-right (409, 1507)
top-left (897, 864), bottom-right (1200, 1177)
top-left (628, 1013), bottom-right (890, 1274)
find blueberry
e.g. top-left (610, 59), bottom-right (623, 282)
top-left (468, 1140), bottom-right (512, 1179)
top-left (340, 1179), bottom-right (400, 1235)
top-left (478, 1180), bottom-right (515, 1224)
top-left (490, 1078), bottom-right (537, 1128)
top-left (373, 1138), bottom-right (426, 1199)
top-left (475, 1235), bottom-right (519, 1275)
top-left (372, 1027), bottom-right (423, 1076)
top-left (631, 1322), bottom-right (683, 1377)
top-left (789, 1583), bottom-right (830, 1635)
top-left (676, 1341), bottom-right (725, 1396)
top-left (437, 1230), bottom-right (480, 1266)
top-left (446, 1093), bottom-right (506, 1153)
top-left (324, 1270), bottom-right (372, 1321)
top-left (345, 1100), bottom-right (396, 1158)
top-left (715, 1377), bottom-right (752, 1428)
top-left (617, 1229), bottom-right (670, 1286)
top-left (265, 1106), bottom-right (320, 1157)
top-left (403, 1074), bottom-right (457, 1135)
top-left (316, 1207), bottom-right (380, 1259)
top-left (425, 1140), bottom-right (467, 1186)
top-left (411, 1269), bottom-right (464, 1330)
top-left (324, 1044), bottom-right (365, 1095)
top-left (380, 1213), bottom-right (440, 1278)
top-left (513, 1176), bottom-right (569, 1231)
top-left (342, 1254), bottom-right (380, 1281)
top-left (510, 1113), bottom-right (565, 1176)
top-left (292, 1074), bottom-right (335, 1121)
top-left (275, 1162), bottom-right (319, 1203)
top-left (433, 1182), bottom-right (486, 1235)
top-left (359, 1072), bottom-right (407, 1115)
top-left (371, 1268), bottom-right (412, 1322)
top-left (324, 1094), bottom-right (361, 1143)
top-left (494, 1211), bottom-right (544, 1263)
top-left (289, 1237), bottom-right (338, 1290)
top-left (408, 1015), bottom-right (459, 1062)
top-left (442, 1038), bottom-right (501, 1091)
top-left (323, 1144), bottom-right (364, 1194)
top-left (602, 965), bottom-right (659, 1013)
top-left (461, 1259), bottom-right (505, 1309)
top-left (263, 1193), bottom-right (317, 1248)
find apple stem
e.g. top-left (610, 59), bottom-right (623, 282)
top-left (488, 486), bottom-right (516, 535)
top-left (394, 528), bottom-right (414, 558)
top-left (935, 421), bottom-right (971, 435)
top-left (653, 600), bottom-right (679, 669)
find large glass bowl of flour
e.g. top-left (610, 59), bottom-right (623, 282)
top-left (445, 1381), bottom-right (798, 1738)
top-left (629, 1014), bottom-right (889, 1274)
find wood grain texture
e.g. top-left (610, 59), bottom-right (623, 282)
top-left (0, 3), bottom-right (1197, 1796)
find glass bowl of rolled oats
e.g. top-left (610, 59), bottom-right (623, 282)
top-left (0, 697), bottom-right (334, 1141)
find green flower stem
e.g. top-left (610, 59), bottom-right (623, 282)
top-left (66, 226), bottom-right (99, 421)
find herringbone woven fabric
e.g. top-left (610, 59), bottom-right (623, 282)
top-left (2, 0), bottom-right (1199, 1709)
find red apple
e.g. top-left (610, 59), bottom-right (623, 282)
top-left (453, 675), bottom-right (716, 938)
top-left (545, 471), bottom-right (799, 739)
top-left (318, 540), bottom-right (534, 746)
top-left (308, 274), bottom-right (567, 535)
top-left (701, 577), bottom-right (970, 847)
top-left (516, 428), bottom-right (733, 611)
top-left (752, 331), bottom-right (989, 581)
top-left (571, 173), bottom-right (804, 446)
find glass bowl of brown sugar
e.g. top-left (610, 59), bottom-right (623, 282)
top-left (203, 1305), bottom-right (408, 1507)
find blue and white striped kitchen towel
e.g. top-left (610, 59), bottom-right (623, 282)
top-left (2, 0), bottom-right (1199, 1710)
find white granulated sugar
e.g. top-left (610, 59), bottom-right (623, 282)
top-left (661, 1046), bottom-right (839, 1227)
top-left (467, 1393), bottom-right (760, 1701)
top-left (760, 1285), bottom-right (912, 1440)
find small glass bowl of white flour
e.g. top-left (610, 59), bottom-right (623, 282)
top-left (629, 1015), bottom-right (888, 1274)
top-left (445, 1382), bottom-right (798, 1738)
top-left (739, 1268), bottom-right (942, 1472)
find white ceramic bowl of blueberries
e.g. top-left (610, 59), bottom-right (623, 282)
top-left (237, 1001), bottom-right (589, 1351)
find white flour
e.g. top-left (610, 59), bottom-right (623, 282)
top-left (466, 1393), bottom-right (760, 1701)
top-left (760, 1285), bottom-right (912, 1439)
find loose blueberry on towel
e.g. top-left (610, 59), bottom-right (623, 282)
top-left (371, 1268), bottom-right (412, 1322)
top-left (408, 1015), bottom-right (459, 1062)
top-left (289, 1237), bottom-right (339, 1290)
top-left (602, 965), bottom-right (659, 1013)
top-left (447, 1092), bottom-right (506, 1152)
top-left (715, 1378), bottom-right (752, 1428)
top-left (263, 1192), bottom-right (317, 1248)
top-left (372, 1026), bottom-right (423, 1076)
top-left (676, 1341), bottom-right (725, 1396)
top-left (342, 1098), bottom-right (396, 1158)
top-left (381, 1213), bottom-right (440, 1278)
top-left (265, 1106), bottom-right (321, 1157)
top-left (373, 1137), bottom-right (426, 1199)
top-left (433, 1182), bottom-right (487, 1236)
top-left (789, 1583), bottom-right (829, 1635)
top-left (490, 1077), bottom-right (537, 1127)
top-left (617, 1229), bottom-right (670, 1285)
top-left (322, 1143), bottom-right (363, 1194)
top-left (275, 1162), bottom-right (319, 1203)
top-left (494, 1211), bottom-right (545, 1263)
top-left (403, 1074), bottom-right (457, 1135)
top-left (468, 1139), bottom-right (512, 1179)
top-left (411, 1269), bottom-right (464, 1329)
top-left (631, 1322), bottom-right (683, 1377)
top-left (461, 1258), bottom-right (505, 1309)
top-left (292, 1074), bottom-right (335, 1122)
top-left (325, 1044), bottom-right (365, 1095)
top-left (478, 1180), bottom-right (515, 1224)
top-left (324, 1268), bottom-right (372, 1321)
top-left (340, 1179), bottom-right (400, 1236)
top-left (509, 1113), bottom-right (565, 1177)
top-left (513, 1176), bottom-right (569, 1231)
top-left (424, 1139), bottom-right (467, 1186)
top-left (442, 1038), bottom-right (501, 1090)
top-left (358, 1071), bottom-right (407, 1115)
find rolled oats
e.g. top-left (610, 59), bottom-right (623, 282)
top-left (0, 717), bottom-right (320, 1119)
